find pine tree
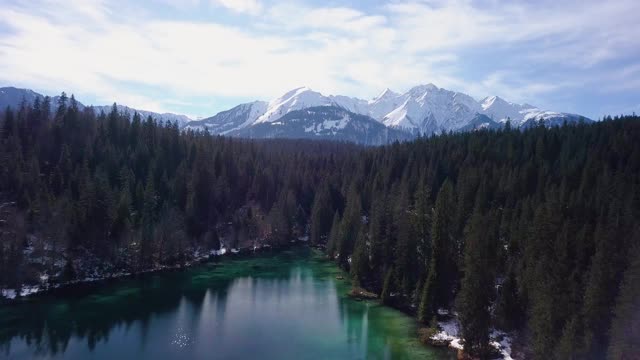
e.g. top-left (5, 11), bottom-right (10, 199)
top-left (394, 194), bottom-right (417, 297)
top-left (582, 220), bottom-right (618, 359)
top-left (607, 243), bottom-right (640, 359)
top-left (310, 182), bottom-right (333, 245)
top-left (326, 211), bottom-right (341, 257)
top-left (368, 195), bottom-right (386, 285)
top-left (140, 171), bottom-right (157, 268)
top-left (414, 178), bottom-right (431, 283)
top-left (417, 275), bottom-right (433, 323)
top-left (381, 268), bottom-right (395, 305)
top-left (427, 180), bottom-right (455, 310)
top-left (350, 228), bottom-right (369, 286)
top-left (337, 186), bottom-right (361, 267)
top-left (456, 207), bottom-right (493, 358)
top-left (2, 107), bottom-right (15, 139)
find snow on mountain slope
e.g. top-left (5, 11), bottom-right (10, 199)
top-left (519, 110), bottom-right (589, 128)
top-left (382, 97), bottom-right (422, 129)
top-left (481, 95), bottom-right (536, 125)
top-left (367, 88), bottom-right (404, 120)
top-left (184, 101), bottom-right (267, 134)
top-left (480, 95), bottom-right (587, 127)
top-left (330, 95), bottom-right (369, 115)
top-left (231, 106), bottom-right (413, 145)
top-left (255, 87), bottom-right (334, 124)
top-left (381, 84), bottom-right (481, 133)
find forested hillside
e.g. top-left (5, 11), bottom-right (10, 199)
top-left (1, 94), bottom-right (638, 359)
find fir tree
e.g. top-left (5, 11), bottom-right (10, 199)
top-left (607, 243), bottom-right (640, 360)
top-left (350, 228), bottom-right (369, 286)
top-left (326, 211), bottom-right (341, 257)
top-left (456, 207), bottom-right (493, 358)
top-left (310, 182), bottom-right (333, 245)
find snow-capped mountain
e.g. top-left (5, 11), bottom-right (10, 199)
top-left (0, 87), bottom-right (192, 127)
top-left (186, 83), bottom-right (590, 141)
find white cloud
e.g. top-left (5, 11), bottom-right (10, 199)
top-left (211, 0), bottom-right (262, 15)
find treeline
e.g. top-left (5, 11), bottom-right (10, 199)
top-left (0, 94), bottom-right (639, 359)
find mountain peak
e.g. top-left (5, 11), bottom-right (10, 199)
top-left (410, 83), bottom-right (438, 92)
top-left (256, 86), bottom-right (333, 123)
top-left (275, 86), bottom-right (314, 100)
top-left (481, 95), bottom-right (505, 109)
top-left (373, 88), bottom-right (399, 101)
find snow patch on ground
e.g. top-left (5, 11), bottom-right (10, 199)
top-left (430, 311), bottom-right (514, 359)
top-left (2, 285), bottom-right (41, 300)
top-left (490, 329), bottom-right (514, 360)
top-left (211, 248), bottom-right (227, 256)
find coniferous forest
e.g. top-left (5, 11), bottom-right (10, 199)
top-left (1, 94), bottom-right (639, 359)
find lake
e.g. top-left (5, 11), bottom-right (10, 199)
top-left (0, 247), bottom-right (455, 360)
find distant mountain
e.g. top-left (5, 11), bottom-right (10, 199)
top-left (0, 86), bottom-right (192, 127)
top-left (229, 106), bottom-right (413, 145)
top-left (480, 95), bottom-right (589, 127)
top-left (2, 84), bottom-right (592, 145)
top-left (91, 104), bottom-right (191, 127)
top-left (184, 101), bottom-right (267, 134)
top-left (457, 113), bottom-right (503, 132)
top-left (0, 87), bottom-right (43, 108)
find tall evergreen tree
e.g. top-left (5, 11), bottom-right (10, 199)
top-left (607, 242), bottom-right (640, 360)
top-left (326, 211), bottom-right (341, 257)
top-left (424, 180), bottom-right (455, 314)
top-left (310, 182), bottom-right (333, 245)
top-left (350, 228), bottom-right (369, 286)
top-left (457, 206), bottom-right (493, 358)
top-left (337, 186), bottom-right (361, 267)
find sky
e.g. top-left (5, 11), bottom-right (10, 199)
top-left (0, 0), bottom-right (638, 120)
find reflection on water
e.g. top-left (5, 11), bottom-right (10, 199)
top-left (0, 247), bottom-right (453, 360)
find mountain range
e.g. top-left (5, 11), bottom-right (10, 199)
top-left (180, 84), bottom-right (591, 142)
top-left (1, 85), bottom-right (590, 145)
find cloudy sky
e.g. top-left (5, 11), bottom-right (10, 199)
top-left (0, 0), bottom-right (638, 119)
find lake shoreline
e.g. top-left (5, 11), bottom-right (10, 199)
top-left (0, 240), bottom-right (309, 304)
top-left (328, 258), bottom-right (518, 360)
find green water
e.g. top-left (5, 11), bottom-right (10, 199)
top-left (0, 247), bottom-right (454, 360)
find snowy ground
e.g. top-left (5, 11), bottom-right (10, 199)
top-left (430, 311), bottom-right (514, 360)
top-left (1, 286), bottom-right (41, 300)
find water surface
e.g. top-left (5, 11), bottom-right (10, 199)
top-left (0, 247), bottom-right (454, 360)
